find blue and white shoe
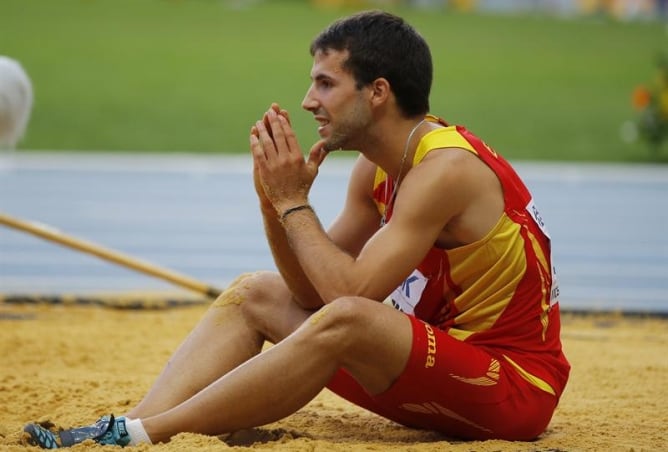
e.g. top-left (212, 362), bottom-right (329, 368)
top-left (24, 415), bottom-right (130, 449)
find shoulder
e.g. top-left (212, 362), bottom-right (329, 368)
top-left (351, 154), bottom-right (378, 177)
top-left (411, 146), bottom-right (489, 188)
top-left (347, 154), bottom-right (379, 191)
top-left (401, 146), bottom-right (500, 218)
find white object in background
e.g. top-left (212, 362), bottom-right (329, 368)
top-left (0, 56), bottom-right (33, 150)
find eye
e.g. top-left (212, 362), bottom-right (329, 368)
top-left (317, 78), bottom-right (333, 90)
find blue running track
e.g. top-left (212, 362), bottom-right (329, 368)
top-left (1, 153), bottom-right (666, 314)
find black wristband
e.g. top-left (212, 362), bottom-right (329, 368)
top-left (280, 204), bottom-right (313, 222)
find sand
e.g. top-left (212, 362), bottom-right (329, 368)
top-left (1, 300), bottom-right (666, 452)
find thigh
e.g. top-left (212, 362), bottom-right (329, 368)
top-left (306, 296), bottom-right (414, 395)
top-left (328, 315), bottom-right (557, 440)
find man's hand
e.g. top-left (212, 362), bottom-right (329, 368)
top-left (250, 104), bottom-right (285, 212)
top-left (250, 104), bottom-right (328, 215)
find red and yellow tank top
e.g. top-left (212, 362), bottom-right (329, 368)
top-left (374, 115), bottom-right (570, 398)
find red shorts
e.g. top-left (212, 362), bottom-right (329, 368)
top-left (326, 315), bottom-right (558, 440)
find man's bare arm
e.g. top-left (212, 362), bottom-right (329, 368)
top-left (254, 168), bottom-right (323, 308)
top-left (250, 108), bottom-right (323, 308)
top-left (279, 160), bottom-right (458, 303)
top-left (252, 112), bottom-right (468, 303)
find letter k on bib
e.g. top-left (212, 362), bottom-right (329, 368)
top-left (390, 270), bottom-right (428, 315)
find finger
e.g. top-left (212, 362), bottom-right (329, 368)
top-left (255, 119), bottom-right (279, 157)
top-left (263, 105), bottom-right (288, 138)
top-left (277, 114), bottom-right (299, 155)
top-left (262, 111), bottom-right (274, 139)
top-left (307, 139), bottom-right (328, 168)
top-left (280, 108), bottom-right (291, 125)
top-left (269, 104), bottom-right (287, 126)
top-left (268, 103), bottom-right (291, 123)
top-left (270, 103), bottom-right (290, 123)
top-left (266, 109), bottom-right (290, 153)
top-left (250, 132), bottom-right (265, 164)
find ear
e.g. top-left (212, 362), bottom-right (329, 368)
top-left (369, 77), bottom-right (391, 108)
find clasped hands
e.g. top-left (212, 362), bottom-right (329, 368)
top-left (250, 104), bottom-right (328, 216)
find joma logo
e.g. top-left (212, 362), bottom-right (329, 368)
top-left (425, 323), bottom-right (436, 368)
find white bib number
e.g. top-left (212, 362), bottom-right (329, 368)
top-left (387, 269), bottom-right (428, 315)
top-left (526, 198), bottom-right (559, 306)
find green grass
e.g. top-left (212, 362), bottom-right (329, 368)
top-left (1, 0), bottom-right (666, 161)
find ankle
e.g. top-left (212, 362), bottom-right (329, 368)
top-left (123, 418), bottom-right (152, 446)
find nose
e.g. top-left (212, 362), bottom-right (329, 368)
top-left (301, 84), bottom-right (318, 112)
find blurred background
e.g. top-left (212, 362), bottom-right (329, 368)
top-left (1, 0), bottom-right (667, 313)
top-left (1, 0), bottom-right (666, 160)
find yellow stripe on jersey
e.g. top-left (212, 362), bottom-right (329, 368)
top-left (374, 122), bottom-right (538, 344)
top-left (373, 166), bottom-right (389, 195)
top-left (503, 355), bottom-right (556, 396)
top-left (374, 124), bottom-right (478, 216)
top-left (414, 125), bottom-right (477, 166)
top-left (526, 229), bottom-right (552, 341)
top-left (373, 173), bottom-right (387, 217)
top-left (444, 214), bottom-right (527, 340)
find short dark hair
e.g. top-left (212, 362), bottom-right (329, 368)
top-left (310, 10), bottom-right (432, 117)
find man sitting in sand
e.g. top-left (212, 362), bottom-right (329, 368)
top-left (24, 10), bottom-right (569, 448)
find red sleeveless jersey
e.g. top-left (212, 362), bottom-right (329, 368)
top-left (373, 115), bottom-right (570, 398)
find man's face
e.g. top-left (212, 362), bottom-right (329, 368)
top-left (302, 49), bottom-right (372, 152)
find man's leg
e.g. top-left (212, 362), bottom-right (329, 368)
top-left (24, 271), bottom-right (316, 449)
top-left (139, 296), bottom-right (413, 443)
top-left (127, 271), bottom-right (313, 419)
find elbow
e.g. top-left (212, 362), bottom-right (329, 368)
top-left (293, 295), bottom-right (325, 310)
top-left (318, 277), bottom-right (386, 305)
top-left (291, 286), bottom-right (326, 310)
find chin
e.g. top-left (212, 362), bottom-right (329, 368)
top-left (322, 141), bottom-right (339, 153)
top-left (324, 138), bottom-right (347, 152)
top-left (323, 134), bottom-right (350, 152)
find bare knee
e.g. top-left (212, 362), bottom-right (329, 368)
top-left (212, 271), bottom-right (281, 309)
top-left (302, 297), bottom-right (411, 393)
top-left (303, 297), bottom-right (368, 354)
top-left (213, 271), bottom-right (306, 342)
top-left (212, 271), bottom-right (288, 318)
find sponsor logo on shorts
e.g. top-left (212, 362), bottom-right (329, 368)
top-left (425, 323), bottom-right (436, 368)
top-left (449, 358), bottom-right (500, 386)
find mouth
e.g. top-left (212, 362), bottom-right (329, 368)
top-left (314, 116), bottom-right (330, 134)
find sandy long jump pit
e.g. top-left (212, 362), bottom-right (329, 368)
top-left (0, 298), bottom-right (666, 451)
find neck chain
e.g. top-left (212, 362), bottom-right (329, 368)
top-left (381, 118), bottom-right (426, 226)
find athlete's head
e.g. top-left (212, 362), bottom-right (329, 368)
top-left (0, 56), bottom-right (33, 150)
top-left (309, 10), bottom-right (432, 118)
